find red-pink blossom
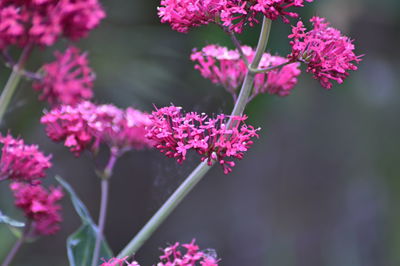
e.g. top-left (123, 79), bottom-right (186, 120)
top-left (158, 239), bottom-right (219, 266)
top-left (41, 101), bottom-right (95, 156)
top-left (0, 0), bottom-right (105, 49)
top-left (158, 0), bottom-right (313, 33)
top-left (146, 105), bottom-right (260, 174)
top-left (158, 0), bottom-right (224, 33)
top-left (288, 17), bottom-right (362, 89)
top-left (33, 46), bottom-right (94, 106)
top-left (10, 182), bottom-right (63, 235)
top-left (254, 52), bottom-right (301, 97)
top-left (191, 44), bottom-right (300, 99)
top-left (0, 134), bottom-right (52, 183)
top-left (41, 101), bottom-right (153, 156)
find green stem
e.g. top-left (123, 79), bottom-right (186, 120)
top-left (117, 17), bottom-right (273, 258)
top-left (229, 17), bottom-right (272, 121)
top-left (1, 221), bottom-right (31, 266)
top-left (117, 160), bottom-right (211, 257)
top-left (0, 44), bottom-right (33, 125)
top-left (249, 61), bottom-right (292, 74)
top-left (91, 149), bottom-right (119, 266)
top-left (91, 178), bottom-right (109, 266)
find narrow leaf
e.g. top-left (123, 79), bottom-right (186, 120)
top-left (55, 176), bottom-right (93, 223)
top-left (56, 176), bottom-right (113, 266)
top-left (0, 210), bottom-right (25, 227)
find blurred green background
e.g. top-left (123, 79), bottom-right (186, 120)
top-left (1, 0), bottom-right (399, 265)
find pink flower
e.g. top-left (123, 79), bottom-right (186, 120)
top-left (254, 52), bottom-right (301, 97)
top-left (191, 44), bottom-right (300, 99)
top-left (0, 6), bottom-right (25, 48)
top-left (146, 105), bottom-right (260, 174)
top-left (0, 134), bottom-right (52, 183)
top-left (33, 46), bottom-right (94, 106)
top-left (288, 17), bottom-right (362, 89)
top-left (10, 182), bottom-right (63, 235)
top-left (158, 239), bottom-right (219, 266)
top-left (41, 101), bottom-right (95, 156)
top-left (0, 0), bottom-right (105, 49)
top-left (158, 0), bottom-right (224, 33)
top-left (41, 101), bottom-right (153, 156)
top-left (59, 0), bottom-right (106, 40)
top-left (158, 0), bottom-right (313, 34)
top-left (100, 257), bottom-right (140, 266)
top-left (221, 0), bottom-right (314, 33)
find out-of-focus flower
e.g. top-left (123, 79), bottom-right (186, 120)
top-left (33, 46), bottom-right (94, 106)
top-left (59, 0), bottom-right (107, 40)
top-left (0, 0), bottom-right (105, 49)
top-left (10, 182), bottom-right (63, 235)
top-left (41, 101), bottom-right (153, 156)
top-left (100, 257), bottom-right (140, 266)
top-left (158, 0), bottom-right (313, 33)
top-left (191, 44), bottom-right (300, 99)
top-left (157, 239), bottom-right (219, 266)
top-left (288, 17), bottom-right (362, 89)
top-left (254, 52), bottom-right (301, 97)
top-left (0, 134), bottom-right (52, 183)
top-left (146, 105), bottom-right (260, 174)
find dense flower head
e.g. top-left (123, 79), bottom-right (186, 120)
top-left (288, 16), bottom-right (362, 89)
top-left (33, 46), bottom-right (94, 106)
top-left (158, 0), bottom-right (224, 33)
top-left (158, 0), bottom-right (313, 33)
top-left (0, 134), bottom-right (52, 183)
top-left (157, 239), bottom-right (219, 266)
top-left (146, 105), bottom-right (260, 174)
top-left (10, 182), bottom-right (63, 235)
top-left (191, 44), bottom-right (301, 99)
top-left (0, 0), bottom-right (105, 49)
top-left (220, 0), bottom-right (314, 33)
top-left (40, 101), bottom-right (153, 156)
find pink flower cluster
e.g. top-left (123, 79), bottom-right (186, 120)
top-left (158, 0), bottom-right (313, 33)
top-left (0, 0), bottom-right (105, 49)
top-left (158, 239), bottom-right (219, 266)
top-left (158, 0), bottom-right (224, 33)
top-left (0, 134), bottom-right (64, 236)
top-left (288, 17), bottom-right (362, 89)
top-left (33, 46), bottom-right (94, 106)
top-left (100, 257), bottom-right (139, 266)
top-left (191, 44), bottom-right (300, 99)
top-left (146, 105), bottom-right (259, 174)
top-left (41, 101), bottom-right (154, 156)
top-left (221, 0), bottom-right (314, 33)
top-left (0, 134), bottom-right (51, 183)
top-left (10, 182), bottom-right (63, 235)
top-left (100, 240), bottom-right (217, 266)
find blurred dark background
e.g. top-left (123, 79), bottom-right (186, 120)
top-left (1, 0), bottom-right (399, 265)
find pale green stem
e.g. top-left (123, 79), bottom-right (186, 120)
top-left (0, 44), bottom-right (33, 125)
top-left (249, 61), bottom-right (292, 74)
top-left (91, 149), bottom-right (119, 266)
top-left (117, 17), bottom-right (273, 258)
top-left (1, 221), bottom-right (31, 266)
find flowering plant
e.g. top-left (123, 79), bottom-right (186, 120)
top-left (0, 0), bottom-right (361, 265)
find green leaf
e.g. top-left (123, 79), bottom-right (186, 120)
top-left (0, 211), bottom-right (25, 227)
top-left (56, 176), bottom-right (113, 266)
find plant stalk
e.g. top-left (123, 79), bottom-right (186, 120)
top-left (91, 149), bottom-right (118, 266)
top-left (1, 221), bottom-right (31, 266)
top-left (117, 17), bottom-right (273, 258)
top-left (0, 44), bottom-right (33, 125)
